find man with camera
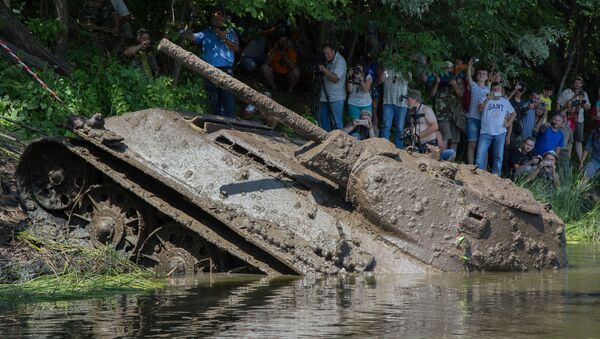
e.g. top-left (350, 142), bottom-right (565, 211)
top-left (528, 151), bottom-right (561, 189)
top-left (509, 137), bottom-right (538, 178)
top-left (404, 89), bottom-right (439, 152)
top-left (579, 126), bottom-right (600, 180)
top-left (186, 8), bottom-right (239, 117)
top-left (317, 43), bottom-right (347, 131)
top-left (557, 76), bottom-right (591, 163)
top-left (261, 35), bottom-right (300, 93)
top-left (430, 61), bottom-right (463, 153)
top-left (124, 28), bottom-right (159, 78)
top-left (342, 109), bottom-right (376, 140)
top-left (475, 82), bottom-right (516, 176)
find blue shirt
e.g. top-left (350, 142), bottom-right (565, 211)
top-left (521, 104), bottom-right (536, 139)
top-left (193, 28), bottom-right (238, 68)
top-left (533, 127), bottom-right (565, 155)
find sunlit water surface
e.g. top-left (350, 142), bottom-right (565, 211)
top-left (1, 243), bottom-right (599, 338)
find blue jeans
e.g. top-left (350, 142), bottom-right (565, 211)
top-left (475, 132), bottom-right (506, 175)
top-left (467, 118), bottom-right (481, 142)
top-left (318, 100), bottom-right (344, 131)
top-left (206, 72), bottom-right (236, 117)
top-left (381, 104), bottom-right (408, 148)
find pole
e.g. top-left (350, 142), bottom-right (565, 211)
top-left (157, 38), bottom-right (328, 143)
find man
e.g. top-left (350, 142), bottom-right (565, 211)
top-left (318, 43), bottom-right (347, 131)
top-left (342, 109), bottom-right (376, 140)
top-left (520, 92), bottom-right (541, 139)
top-left (261, 35), bottom-right (300, 93)
top-left (466, 57), bottom-right (490, 164)
top-left (83, 0), bottom-right (132, 38)
top-left (557, 76), bottom-right (591, 162)
top-left (528, 151), bottom-right (561, 189)
top-left (430, 61), bottom-right (463, 153)
top-left (379, 63), bottom-right (410, 148)
top-left (558, 109), bottom-right (574, 174)
top-left (475, 82), bottom-right (516, 175)
top-left (533, 114), bottom-right (565, 156)
top-left (124, 28), bottom-right (159, 78)
top-left (405, 89), bottom-right (439, 153)
top-left (580, 127), bottom-right (600, 180)
top-left (187, 8), bottom-right (239, 117)
top-left (509, 137), bottom-right (539, 178)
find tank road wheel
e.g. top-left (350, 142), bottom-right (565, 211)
top-left (68, 184), bottom-right (150, 256)
top-left (137, 223), bottom-right (220, 275)
top-left (28, 152), bottom-right (88, 210)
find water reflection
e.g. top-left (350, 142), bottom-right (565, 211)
top-left (1, 244), bottom-right (599, 338)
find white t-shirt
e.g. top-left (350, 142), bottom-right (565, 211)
top-left (479, 97), bottom-right (515, 136)
top-left (348, 74), bottom-right (373, 107)
top-left (468, 80), bottom-right (490, 120)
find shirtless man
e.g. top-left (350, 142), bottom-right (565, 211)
top-left (405, 89), bottom-right (439, 153)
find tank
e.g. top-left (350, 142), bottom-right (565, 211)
top-left (15, 39), bottom-right (567, 275)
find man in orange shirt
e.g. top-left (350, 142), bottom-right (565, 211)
top-left (261, 35), bottom-right (300, 93)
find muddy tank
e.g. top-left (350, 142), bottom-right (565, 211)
top-left (15, 39), bottom-right (567, 275)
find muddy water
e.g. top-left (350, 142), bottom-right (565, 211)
top-left (1, 243), bottom-right (599, 338)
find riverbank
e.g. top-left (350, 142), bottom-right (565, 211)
top-left (0, 146), bottom-right (164, 299)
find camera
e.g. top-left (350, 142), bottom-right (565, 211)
top-left (517, 81), bottom-right (527, 92)
top-left (355, 119), bottom-right (370, 127)
top-left (353, 66), bottom-right (362, 76)
top-left (572, 99), bottom-right (581, 106)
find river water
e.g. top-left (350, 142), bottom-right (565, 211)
top-left (1, 243), bottom-right (599, 338)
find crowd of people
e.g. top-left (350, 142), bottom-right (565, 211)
top-left (83, 2), bottom-right (600, 187)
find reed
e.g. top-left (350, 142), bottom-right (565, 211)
top-left (0, 232), bottom-right (165, 303)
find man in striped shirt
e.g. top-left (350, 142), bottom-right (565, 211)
top-left (466, 57), bottom-right (490, 164)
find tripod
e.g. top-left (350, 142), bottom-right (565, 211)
top-left (405, 104), bottom-right (424, 152)
top-left (310, 68), bottom-right (338, 129)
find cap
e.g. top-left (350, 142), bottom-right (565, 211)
top-left (359, 109), bottom-right (372, 117)
top-left (536, 102), bottom-right (547, 110)
top-left (543, 150), bottom-right (558, 160)
top-left (406, 89), bottom-right (422, 102)
top-left (574, 75), bottom-right (584, 83)
top-left (445, 61), bottom-right (454, 68)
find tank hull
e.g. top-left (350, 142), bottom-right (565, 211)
top-left (16, 109), bottom-right (567, 274)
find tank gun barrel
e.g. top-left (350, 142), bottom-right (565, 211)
top-left (157, 39), bottom-right (327, 143)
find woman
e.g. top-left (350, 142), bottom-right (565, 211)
top-left (346, 62), bottom-right (373, 120)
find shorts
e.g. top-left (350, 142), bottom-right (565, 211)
top-left (574, 122), bottom-right (584, 142)
top-left (439, 120), bottom-right (460, 143)
top-left (467, 118), bottom-right (481, 142)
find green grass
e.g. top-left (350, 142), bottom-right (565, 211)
top-left (517, 167), bottom-right (600, 242)
top-left (0, 232), bottom-right (165, 303)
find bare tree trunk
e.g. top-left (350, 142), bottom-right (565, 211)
top-left (558, 26), bottom-right (581, 94)
top-left (0, 3), bottom-right (69, 74)
top-left (3, 0), bottom-right (9, 7)
top-left (347, 30), bottom-right (359, 66)
top-left (53, 0), bottom-right (68, 59)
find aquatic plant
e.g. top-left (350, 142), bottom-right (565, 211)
top-left (0, 232), bottom-right (165, 303)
